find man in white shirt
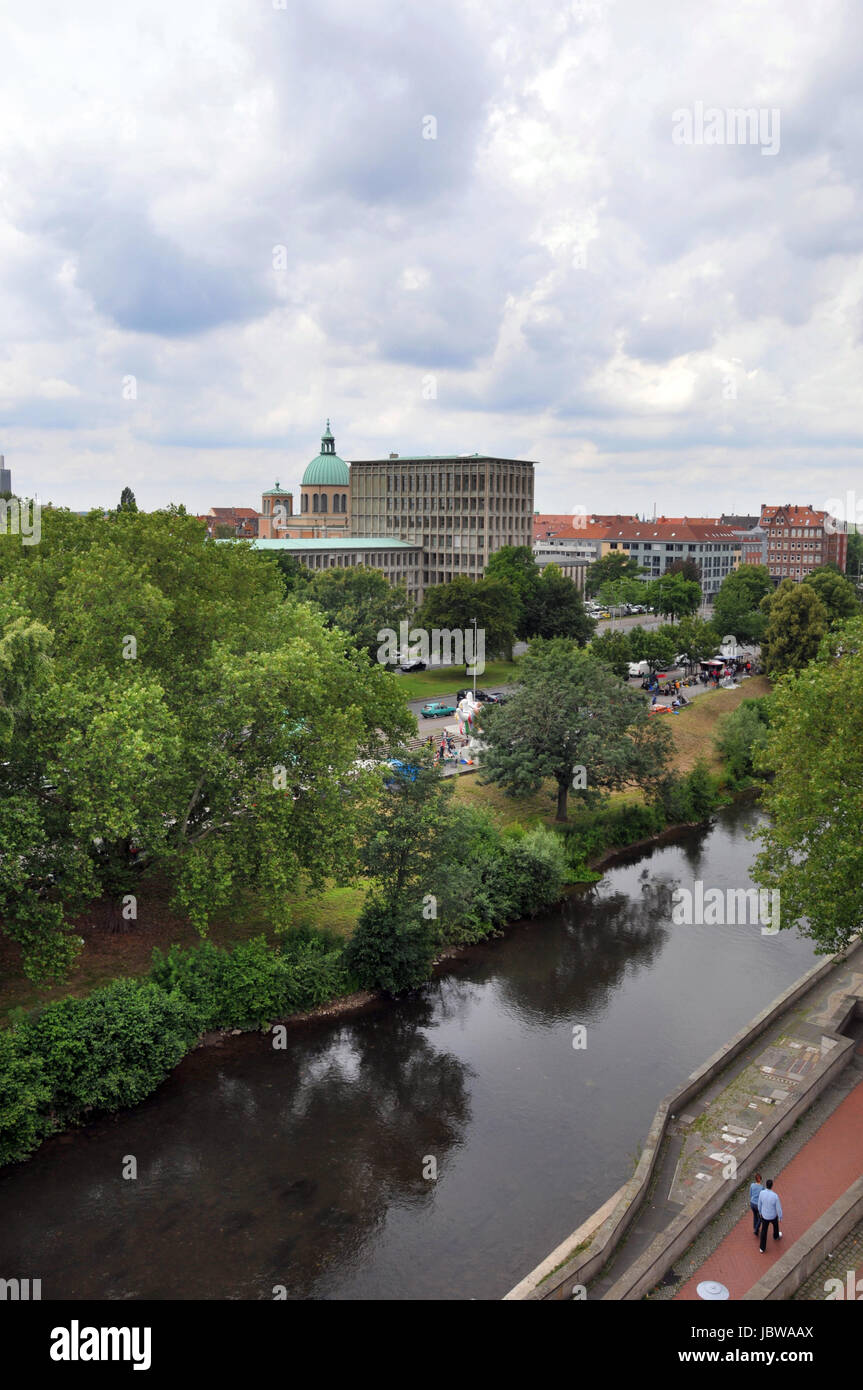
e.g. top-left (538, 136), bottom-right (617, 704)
top-left (758, 1178), bottom-right (784, 1251)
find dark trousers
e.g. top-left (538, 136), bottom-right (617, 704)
top-left (759, 1215), bottom-right (780, 1250)
top-left (750, 1202), bottom-right (760, 1232)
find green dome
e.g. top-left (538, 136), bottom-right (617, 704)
top-left (302, 419), bottom-right (350, 487)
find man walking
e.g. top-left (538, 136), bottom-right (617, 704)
top-left (758, 1178), bottom-right (783, 1251)
top-left (749, 1172), bottom-right (763, 1234)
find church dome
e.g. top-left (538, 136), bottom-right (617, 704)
top-left (301, 420), bottom-right (350, 487)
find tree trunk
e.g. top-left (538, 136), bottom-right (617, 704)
top-left (555, 779), bottom-right (569, 822)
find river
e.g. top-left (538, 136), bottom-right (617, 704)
top-left (0, 800), bottom-right (818, 1300)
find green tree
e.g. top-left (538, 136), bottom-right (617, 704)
top-left (0, 509), bottom-right (411, 980)
top-left (628, 625), bottom-right (677, 674)
top-left (484, 545), bottom-right (540, 639)
top-left (270, 551), bottom-right (311, 596)
top-left (590, 628), bottom-right (632, 678)
top-left (585, 551), bottom-right (644, 598)
top-left (523, 565), bottom-right (594, 643)
top-left (304, 564), bottom-right (413, 664)
top-left (118, 487), bottom-right (138, 512)
top-left (845, 530), bottom-right (863, 583)
top-left (647, 572), bottom-right (701, 623)
top-left (479, 638), bottom-right (671, 821)
top-left (752, 615), bottom-right (863, 952)
top-left (673, 615), bottom-right (719, 666)
top-left (596, 576), bottom-right (646, 611)
top-left (344, 754), bottom-right (453, 993)
top-left (802, 567), bottom-right (859, 623)
top-left (714, 698), bottom-right (770, 783)
top-left (712, 564), bottom-right (772, 643)
top-left (760, 579), bottom-right (829, 676)
top-left (417, 576), bottom-right (516, 661)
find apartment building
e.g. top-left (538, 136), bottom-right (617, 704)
top-left (755, 504), bottom-right (847, 581)
top-left (349, 452), bottom-right (535, 589)
top-left (602, 518), bottom-right (742, 599)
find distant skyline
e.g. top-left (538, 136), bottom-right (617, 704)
top-left (2, 1), bottom-right (862, 519)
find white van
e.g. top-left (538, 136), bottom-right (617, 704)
top-left (628, 660), bottom-right (650, 677)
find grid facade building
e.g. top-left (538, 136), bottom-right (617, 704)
top-left (349, 453), bottom-right (535, 591)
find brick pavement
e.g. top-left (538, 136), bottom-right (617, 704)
top-left (674, 1078), bottom-right (863, 1300)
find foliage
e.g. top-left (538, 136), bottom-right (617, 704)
top-left (523, 564), bottom-right (594, 644)
top-left (590, 628), bottom-right (632, 678)
top-left (752, 614), bottom-right (863, 953)
top-left (0, 508), bottom-right (411, 979)
top-left (802, 566), bottom-right (859, 623)
top-left (118, 487), bottom-right (138, 513)
top-left (656, 761), bottom-right (724, 823)
top-left (646, 572), bottom-right (701, 623)
top-left (672, 615), bottom-right (719, 666)
top-left (712, 564), bottom-right (772, 644)
top-left (304, 564), bottom-right (413, 663)
top-left (484, 546), bottom-right (540, 639)
top-left (417, 575), bottom-right (517, 661)
top-left (149, 934), bottom-right (349, 1028)
top-left (628, 625), bottom-right (677, 672)
top-left (760, 578), bottom-right (829, 676)
top-left (585, 552), bottom-right (644, 597)
top-left (714, 697), bottom-right (771, 785)
top-left (342, 898), bottom-right (437, 995)
top-left (479, 638), bottom-right (671, 821)
top-left (666, 556), bottom-right (702, 584)
top-left (0, 1028), bottom-right (51, 1166)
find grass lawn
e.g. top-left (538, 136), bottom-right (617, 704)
top-left (396, 659), bottom-right (522, 700)
top-left (667, 675), bottom-right (771, 773)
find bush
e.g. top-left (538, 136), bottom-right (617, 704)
top-left (342, 897), bottom-right (436, 995)
top-left (20, 978), bottom-right (196, 1125)
top-left (150, 934), bottom-right (350, 1029)
top-left (657, 762), bottom-right (723, 824)
top-left (715, 698), bottom-right (770, 785)
top-left (0, 1028), bottom-right (51, 1166)
top-left (485, 825), bottom-right (568, 922)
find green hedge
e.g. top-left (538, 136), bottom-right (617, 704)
top-left (0, 931), bottom-right (350, 1169)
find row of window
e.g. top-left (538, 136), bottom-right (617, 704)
top-left (302, 493), bottom-right (348, 514)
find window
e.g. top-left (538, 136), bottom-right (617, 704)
top-left (320, 494), bottom-right (328, 513)
top-left (312, 494), bottom-right (319, 513)
top-left (301, 494), bottom-right (308, 513)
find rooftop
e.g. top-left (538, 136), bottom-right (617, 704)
top-left (219, 537), bottom-right (418, 550)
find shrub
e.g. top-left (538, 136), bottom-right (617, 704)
top-left (20, 978), bottom-right (196, 1125)
top-left (715, 698), bottom-right (771, 784)
top-left (342, 897), bottom-right (436, 995)
top-left (0, 1028), bottom-right (51, 1166)
top-left (485, 825), bottom-right (568, 922)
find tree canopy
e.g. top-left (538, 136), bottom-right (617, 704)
top-left (802, 566), bottom-right (859, 623)
top-left (585, 551), bottom-right (644, 597)
top-left (417, 575), bottom-right (516, 660)
top-left (712, 564), bottom-right (772, 644)
top-left (0, 509), bottom-right (411, 980)
top-left (752, 614), bottom-right (863, 952)
top-left (759, 578), bottom-right (829, 676)
top-left (646, 571), bottom-right (701, 623)
top-left (478, 638), bottom-right (671, 821)
top-left (303, 564), bottom-right (413, 664)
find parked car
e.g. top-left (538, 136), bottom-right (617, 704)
top-left (398, 657), bottom-right (427, 672)
top-left (456, 688), bottom-right (506, 704)
top-left (421, 699), bottom-right (456, 718)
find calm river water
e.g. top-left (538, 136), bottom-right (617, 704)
top-left (0, 801), bottom-right (817, 1300)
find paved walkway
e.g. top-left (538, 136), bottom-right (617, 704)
top-left (674, 1076), bottom-right (863, 1298)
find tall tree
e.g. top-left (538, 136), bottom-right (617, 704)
top-left (304, 564), bottom-right (413, 664)
top-left (484, 545), bottom-right (540, 638)
top-left (118, 487), bottom-right (138, 512)
top-left (585, 551), bottom-right (644, 597)
top-left (417, 576), bottom-right (516, 661)
top-left (752, 615), bottom-right (863, 952)
top-left (712, 564), bottom-right (772, 643)
top-left (0, 509), bottom-right (411, 980)
top-left (628, 625), bottom-right (677, 673)
top-left (667, 556), bottom-right (702, 584)
top-left (760, 579), bottom-right (829, 676)
top-left (523, 565), bottom-right (595, 643)
top-left (479, 638), bottom-right (671, 821)
top-left (802, 566), bottom-right (859, 623)
top-left (673, 615), bottom-right (719, 666)
top-left (590, 628), bottom-right (632, 678)
top-left (647, 572), bottom-right (701, 623)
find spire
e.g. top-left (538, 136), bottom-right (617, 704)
top-left (321, 419), bottom-right (335, 454)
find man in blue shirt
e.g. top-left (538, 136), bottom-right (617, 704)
top-left (758, 1178), bottom-right (784, 1251)
top-left (748, 1172), bottom-right (763, 1233)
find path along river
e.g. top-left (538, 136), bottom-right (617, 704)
top-left (0, 801), bottom-right (818, 1300)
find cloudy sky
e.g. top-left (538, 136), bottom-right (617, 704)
top-left (1, 0), bottom-right (861, 518)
